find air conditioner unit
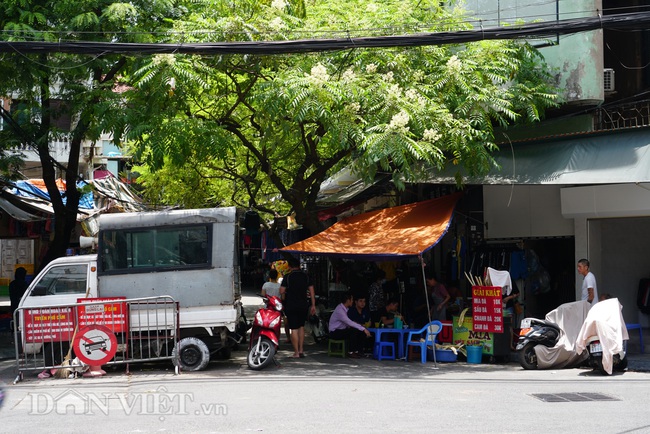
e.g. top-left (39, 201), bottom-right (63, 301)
top-left (604, 68), bottom-right (615, 92)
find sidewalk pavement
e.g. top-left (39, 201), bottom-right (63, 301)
top-left (2, 328), bottom-right (649, 375)
top-left (2, 288), bottom-right (648, 373)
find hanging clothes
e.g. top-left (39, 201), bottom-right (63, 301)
top-left (487, 267), bottom-right (513, 296)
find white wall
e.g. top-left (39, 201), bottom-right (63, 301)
top-left (599, 217), bottom-right (650, 325)
top-left (484, 185), bottom-right (574, 239)
top-left (565, 183), bottom-right (650, 324)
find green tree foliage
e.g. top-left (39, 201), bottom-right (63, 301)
top-left (120, 1), bottom-right (558, 235)
top-left (0, 0), bottom-right (184, 265)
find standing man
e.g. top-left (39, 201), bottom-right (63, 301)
top-left (280, 257), bottom-right (316, 358)
top-left (577, 258), bottom-right (598, 306)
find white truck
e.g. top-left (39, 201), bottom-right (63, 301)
top-left (17, 207), bottom-right (244, 371)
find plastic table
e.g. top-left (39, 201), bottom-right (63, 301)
top-left (368, 327), bottom-right (417, 359)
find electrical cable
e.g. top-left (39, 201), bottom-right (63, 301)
top-left (1, 11), bottom-right (650, 56)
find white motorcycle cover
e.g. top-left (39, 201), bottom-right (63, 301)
top-left (576, 298), bottom-right (629, 375)
top-left (534, 300), bottom-right (591, 369)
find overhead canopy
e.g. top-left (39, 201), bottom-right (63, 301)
top-left (427, 128), bottom-right (650, 185)
top-left (281, 193), bottom-right (461, 260)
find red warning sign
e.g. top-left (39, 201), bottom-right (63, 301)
top-left (23, 307), bottom-right (75, 343)
top-left (72, 324), bottom-right (118, 366)
top-left (76, 297), bottom-right (128, 332)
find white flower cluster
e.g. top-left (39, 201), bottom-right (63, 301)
top-left (404, 88), bottom-right (427, 106)
top-left (365, 63), bottom-right (378, 74)
top-left (382, 71), bottom-right (394, 82)
top-left (388, 110), bottom-right (410, 132)
top-left (387, 83), bottom-right (402, 99)
top-left (447, 55), bottom-right (462, 72)
top-left (346, 102), bottom-right (361, 114)
top-left (413, 70), bottom-right (425, 82)
top-left (269, 17), bottom-right (286, 31)
top-left (271, 0), bottom-right (286, 10)
top-left (152, 54), bottom-right (174, 66)
top-left (341, 68), bottom-right (356, 82)
top-left (366, 3), bottom-right (379, 13)
top-left (309, 63), bottom-right (330, 82)
top-left (423, 128), bottom-right (441, 143)
top-left (405, 89), bottom-right (418, 101)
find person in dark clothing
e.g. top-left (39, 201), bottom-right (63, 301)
top-left (9, 267), bottom-right (28, 316)
top-left (348, 295), bottom-right (371, 326)
top-left (279, 257), bottom-right (316, 358)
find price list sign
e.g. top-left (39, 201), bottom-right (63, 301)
top-left (472, 286), bottom-right (504, 333)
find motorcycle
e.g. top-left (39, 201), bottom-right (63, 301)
top-left (516, 318), bottom-right (561, 370)
top-left (516, 300), bottom-right (591, 370)
top-left (247, 295), bottom-right (283, 370)
top-left (576, 298), bottom-right (629, 375)
top-left (307, 295), bottom-right (330, 343)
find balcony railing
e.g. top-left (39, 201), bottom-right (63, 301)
top-left (594, 100), bottom-right (650, 131)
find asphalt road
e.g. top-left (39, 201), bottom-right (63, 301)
top-left (1, 342), bottom-right (650, 434)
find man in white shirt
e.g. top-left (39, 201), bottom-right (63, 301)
top-left (577, 258), bottom-right (598, 306)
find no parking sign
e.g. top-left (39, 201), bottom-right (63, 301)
top-left (72, 324), bottom-right (118, 366)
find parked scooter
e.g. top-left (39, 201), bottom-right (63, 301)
top-left (307, 295), bottom-right (330, 343)
top-left (247, 295), bottom-right (283, 370)
top-left (516, 318), bottom-right (562, 369)
top-left (576, 298), bottom-right (629, 375)
top-left (516, 300), bottom-right (591, 370)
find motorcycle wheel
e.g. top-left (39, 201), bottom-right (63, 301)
top-left (518, 343), bottom-right (538, 370)
top-left (247, 337), bottom-right (276, 370)
top-left (593, 357), bottom-right (610, 375)
top-left (615, 355), bottom-right (628, 372)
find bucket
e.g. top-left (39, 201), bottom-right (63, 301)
top-left (466, 345), bottom-right (483, 364)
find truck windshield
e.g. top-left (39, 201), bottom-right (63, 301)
top-left (31, 264), bottom-right (88, 296)
top-left (100, 225), bottom-right (210, 273)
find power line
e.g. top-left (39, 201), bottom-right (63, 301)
top-left (1, 11), bottom-right (649, 56)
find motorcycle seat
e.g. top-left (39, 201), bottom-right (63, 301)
top-left (530, 318), bottom-right (561, 331)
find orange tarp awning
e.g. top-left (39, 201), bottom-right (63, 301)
top-left (281, 193), bottom-right (461, 260)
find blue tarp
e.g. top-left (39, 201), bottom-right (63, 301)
top-left (10, 180), bottom-right (95, 210)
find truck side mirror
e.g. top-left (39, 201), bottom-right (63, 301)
top-left (31, 286), bottom-right (47, 296)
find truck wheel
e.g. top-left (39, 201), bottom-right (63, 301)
top-left (518, 343), bottom-right (538, 370)
top-left (172, 337), bottom-right (210, 371)
top-left (247, 337), bottom-right (276, 370)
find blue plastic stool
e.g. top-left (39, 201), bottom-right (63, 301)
top-left (626, 324), bottom-right (644, 354)
top-left (375, 342), bottom-right (396, 360)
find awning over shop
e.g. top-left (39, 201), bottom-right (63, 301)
top-left (427, 128), bottom-right (650, 185)
top-left (281, 193), bottom-right (461, 260)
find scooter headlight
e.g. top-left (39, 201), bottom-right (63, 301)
top-left (269, 316), bottom-right (281, 329)
top-left (254, 311), bottom-right (263, 326)
top-left (274, 300), bottom-right (283, 311)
